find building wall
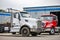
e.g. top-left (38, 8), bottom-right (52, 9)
top-left (24, 5), bottom-right (60, 18)
top-left (28, 11), bottom-right (50, 18)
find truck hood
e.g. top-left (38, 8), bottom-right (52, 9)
top-left (23, 18), bottom-right (39, 21)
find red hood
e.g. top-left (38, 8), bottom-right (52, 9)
top-left (42, 20), bottom-right (50, 23)
top-left (42, 20), bottom-right (51, 28)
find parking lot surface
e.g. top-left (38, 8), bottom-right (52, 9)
top-left (0, 33), bottom-right (60, 40)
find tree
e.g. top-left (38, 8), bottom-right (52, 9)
top-left (0, 9), bottom-right (5, 12)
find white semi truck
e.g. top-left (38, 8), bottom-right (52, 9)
top-left (0, 11), bottom-right (41, 36)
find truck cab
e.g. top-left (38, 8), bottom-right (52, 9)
top-left (10, 11), bottom-right (41, 36)
top-left (40, 14), bottom-right (58, 35)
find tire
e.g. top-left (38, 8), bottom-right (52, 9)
top-left (39, 33), bottom-right (41, 35)
top-left (0, 26), bottom-right (4, 33)
top-left (21, 27), bottom-right (30, 37)
top-left (12, 32), bottom-right (16, 34)
top-left (31, 32), bottom-right (37, 36)
top-left (49, 28), bottom-right (55, 35)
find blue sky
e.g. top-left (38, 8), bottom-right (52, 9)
top-left (0, 0), bottom-right (60, 10)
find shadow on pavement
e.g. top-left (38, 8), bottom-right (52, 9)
top-left (0, 33), bottom-right (59, 37)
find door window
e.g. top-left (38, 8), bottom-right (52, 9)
top-left (14, 13), bottom-right (20, 20)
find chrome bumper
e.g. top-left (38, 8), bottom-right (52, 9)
top-left (30, 28), bottom-right (42, 33)
top-left (44, 28), bottom-right (51, 31)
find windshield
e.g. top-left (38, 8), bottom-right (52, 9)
top-left (41, 16), bottom-right (53, 21)
top-left (20, 12), bottom-right (30, 18)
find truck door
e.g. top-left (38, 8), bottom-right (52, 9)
top-left (10, 12), bottom-right (20, 32)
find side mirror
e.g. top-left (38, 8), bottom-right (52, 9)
top-left (16, 14), bottom-right (19, 19)
top-left (18, 14), bottom-right (21, 21)
top-left (18, 17), bottom-right (21, 21)
top-left (14, 13), bottom-right (21, 21)
top-left (53, 17), bottom-right (56, 20)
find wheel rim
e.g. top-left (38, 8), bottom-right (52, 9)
top-left (51, 29), bottom-right (54, 34)
top-left (21, 28), bottom-right (29, 36)
top-left (23, 29), bottom-right (28, 34)
top-left (21, 27), bottom-right (30, 36)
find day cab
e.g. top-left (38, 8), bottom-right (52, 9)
top-left (40, 14), bottom-right (58, 35)
top-left (10, 11), bottom-right (41, 36)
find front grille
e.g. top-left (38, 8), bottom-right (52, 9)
top-left (37, 21), bottom-right (41, 28)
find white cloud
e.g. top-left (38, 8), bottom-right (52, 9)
top-left (0, 0), bottom-right (60, 10)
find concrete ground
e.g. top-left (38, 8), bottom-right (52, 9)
top-left (0, 33), bottom-right (60, 40)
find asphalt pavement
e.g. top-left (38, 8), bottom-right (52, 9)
top-left (0, 33), bottom-right (60, 40)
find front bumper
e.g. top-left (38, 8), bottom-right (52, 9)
top-left (44, 28), bottom-right (51, 32)
top-left (30, 28), bottom-right (42, 33)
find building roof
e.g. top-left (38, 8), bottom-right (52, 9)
top-left (24, 5), bottom-right (60, 12)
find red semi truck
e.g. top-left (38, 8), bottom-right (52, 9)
top-left (40, 14), bottom-right (58, 35)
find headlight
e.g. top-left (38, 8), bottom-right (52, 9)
top-left (41, 22), bottom-right (45, 27)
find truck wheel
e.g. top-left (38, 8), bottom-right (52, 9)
top-left (12, 32), bottom-right (16, 34)
top-left (49, 28), bottom-right (55, 35)
top-left (39, 33), bottom-right (41, 35)
top-left (31, 32), bottom-right (37, 36)
top-left (21, 27), bottom-right (30, 37)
